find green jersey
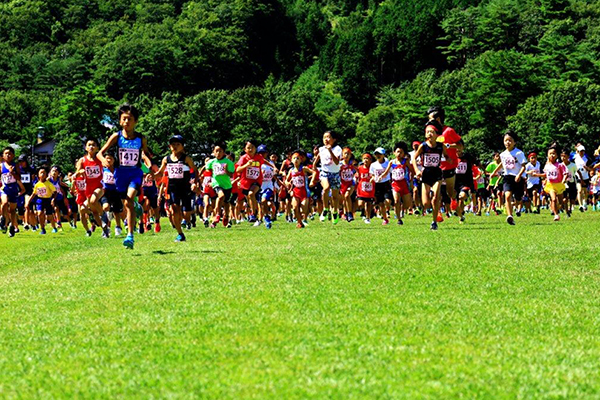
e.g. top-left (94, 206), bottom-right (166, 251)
top-left (486, 162), bottom-right (500, 186)
top-left (206, 157), bottom-right (235, 189)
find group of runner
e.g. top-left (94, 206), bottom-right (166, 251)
top-left (2, 104), bottom-right (600, 248)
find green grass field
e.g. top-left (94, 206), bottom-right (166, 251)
top-left (1, 212), bottom-right (600, 399)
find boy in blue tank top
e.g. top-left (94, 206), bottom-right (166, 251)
top-left (98, 104), bottom-right (153, 249)
top-left (1, 147), bottom-right (26, 237)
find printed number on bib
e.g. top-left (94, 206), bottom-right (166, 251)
top-left (213, 163), bottom-right (226, 175)
top-left (341, 170), bottom-right (354, 181)
top-left (76, 181), bottom-right (86, 191)
top-left (85, 165), bottom-right (101, 179)
top-left (21, 174), bottom-right (31, 184)
top-left (167, 164), bottom-right (184, 179)
top-left (361, 182), bottom-right (373, 192)
top-left (392, 168), bottom-right (405, 181)
top-left (504, 156), bottom-right (516, 170)
top-left (119, 148), bottom-right (139, 167)
top-left (423, 153), bottom-right (440, 168)
top-left (456, 162), bottom-right (468, 175)
top-left (547, 168), bottom-right (559, 180)
top-left (37, 186), bottom-right (48, 197)
top-left (246, 166), bottom-right (260, 180)
top-left (263, 170), bottom-right (274, 181)
top-left (202, 176), bottom-right (212, 187)
top-left (1, 173), bottom-right (16, 185)
top-left (103, 171), bottom-right (115, 185)
top-left (292, 176), bottom-right (305, 187)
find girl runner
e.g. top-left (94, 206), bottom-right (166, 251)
top-left (378, 142), bottom-right (413, 225)
top-left (340, 147), bottom-right (357, 222)
top-left (75, 138), bottom-right (104, 236)
top-left (153, 135), bottom-right (197, 242)
top-left (531, 143), bottom-right (567, 221)
top-left (411, 120), bottom-right (453, 230)
top-left (356, 153), bottom-right (376, 224)
top-left (1, 147), bottom-right (25, 237)
top-left (313, 131), bottom-right (343, 224)
top-left (206, 143), bottom-right (235, 228)
top-left (524, 152), bottom-right (541, 214)
top-left (26, 168), bottom-right (57, 235)
top-left (286, 150), bottom-right (313, 228)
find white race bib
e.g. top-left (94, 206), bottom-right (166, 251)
top-left (456, 162), bottom-right (468, 175)
top-left (103, 171), bottom-right (116, 185)
top-left (76, 180), bottom-right (86, 191)
top-left (202, 176), bottom-right (212, 187)
top-left (167, 163), bottom-right (184, 179)
top-left (36, 186), bottom-right (48, 197)
top-left (85, 165), bottom-right (101, 179)
top-left (1, 173), bottom-right (16, 185)
top-left (341, 169), bottom-right (354, 181)
top-left (263, 169), bottom-right (274, 181)
top-left (292, 175), bottom-right (305, 187)
top-left (361, 181), bottom-right (373, 192)
top-left (391, 168), bottom-right (405, 181)
top-left (423, 153), bottom-right (440, 168)
top-left (119, 148), bottom-right (139, 167)
top-left (246, 166), bottom-right (260, 180)
top-left (503, 156), bottom-right (516, 170)
top-left (21, 173), bottom-right (31, 184)
top-left (213, 162), bottom-right (227, 176)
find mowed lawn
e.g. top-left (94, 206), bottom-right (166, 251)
top-left (1, 212), bottom-right (600, 399)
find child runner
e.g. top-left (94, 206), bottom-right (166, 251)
top-left (27, 168), bottom-right (58, 234)
top-left (371, 147), bottom-right (392, 225)
top-left (98, 103), bottom-right (153, 249)
top-left (206, 143), bottom-right (236, 228)
top-left (340, 147), bottom-right (357, 222)
top-left (486, 152), bottom-right (503, 215)
top-left (17, 154), bottom-right (37, 230)
top-left (75, 138), bottom-right (104, 236)
top-left (561, 149), bottom-right (580, 216)
top-left (99, 152), bottom-right (124, 237)
top-left (257, 145), bottom-right (275, 229)
top-left (286, 150), bottom-right (314, 228)
top-left (48, 166), bottom-right (72, 230)
top-left (490, 130), bottom-right (527, 225)
top-left (534, 143), bottom-right (567, 221)
top-left (1, 147), bottom-right (25, 237)
top-left (454, 142), bottom-right (475, 224)
top-left (379, 142), bottom-right (413, 225)
top-left (411, 120), bottom-right (453, 230)
top-left (154, 135), bottom-right (196, 242)
top-left (356, 153), bottom-right (376, 224)
top-left (524, 152), bottom-right (541, 214)
top-left (313, 131), bottom-right (343, 224)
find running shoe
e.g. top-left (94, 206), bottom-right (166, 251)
top-left (123, 234), bottom-right (134, 249)
top-left (506, 216), bottom-right (515, 225)
top-left (40, 228), bottom-right (46, 235)
top-left (154, 222), bottom-right (161, 233)
top-left (332, 214), bottom-right (340, 225)
top-left (364, 218), bottom-right (371, 224)
top-left (52, 228), bottom-right (58, 234)
top-left (430, 221), bottom-right (438, 230)
top-left (175, 233), bottom-right (186, 242)
top-left (115, 226), bottom-right (123, 236)
top-left (397, 219), bottom-right (403, 225)
top-left (8, 225), bottom-right (15, 238)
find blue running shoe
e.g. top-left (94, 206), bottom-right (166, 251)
top-left (175, 233), bottom-right (186, 242)
top-left (123, 234), bottom-right (134, 249)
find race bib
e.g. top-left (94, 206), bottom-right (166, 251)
top-left (213, 162), bottom-right (226, 176)
top-left (103, 171), bottom-right (116, 185)
top-left (392, 168), bottom-right (405, 181)
top-left (456, 162), bottom-right (468, 175)
top-left (36, 186), bottom-right (48, 197)
top-left (202, 176), bottom-right (212, 187)
top-left (76, 180), bottom-right (86, 191)
top-left (119, 148), bottom-right (139, 167)
top-left (423, 153), bottom-right (440, 168)
top-left (167, 163), bottom-right (184, 179)
top-left (374, 168), bottom-right (384, 178)
top-left (1, 173), bottom-right (16, 185)
top-left (292, 175), bottom-right (305, 187)
top-left (503, 156), bottom-right (516, 170)
top-left (477, 176), bottom-right (485, 185)
top-left (263, 169), bottom-right (274, 181)
top-left (547, 167), bottom-right (559, 180)
top-left (246, 166), bottom-right (260, 180)
top-left (361, 181), bottom-right (373, 192)
top-left (21, 173), bottom-right (31, 184)
top-left (341, 169), bottom-right (354, 181)
top-left (85, 165), bottom-right (101, 179)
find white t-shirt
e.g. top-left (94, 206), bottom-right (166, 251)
top-left (370, 159), bottom-right (390, 183)
top-left (319, 145), bottom-right (343, 173)
top-left (563, 162), bottom-right (578, 184)
top-left (409, 150), bottom-right (423, 171)
top-left (500, 148), bottom-right (527, 177)
top-left (575, 154), bottom-right (590, 180)
top-left (525, 161), bottom-right (540, 188)
top-left (261, 164), bottom-right (275, 191)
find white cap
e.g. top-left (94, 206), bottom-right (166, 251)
top-left (577, 145), bottom-right (585, 152)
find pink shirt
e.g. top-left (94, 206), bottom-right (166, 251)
top-left (544, 162), bottom-right (566, 184)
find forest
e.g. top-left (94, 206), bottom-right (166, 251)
top-left (1, 0), bottom-right (599, 170)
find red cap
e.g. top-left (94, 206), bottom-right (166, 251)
top-left (412, 141), bottom-right (421, 147)
top-left (528, 152), bottom-right (537, 158)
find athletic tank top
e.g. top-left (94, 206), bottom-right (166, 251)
top-left (82, 156), bottom-right (102, 184)
top-left (1, 162), bottom-right (17, 187)
top-left (422, 142), bottom-right (444, 171)
top-left (166, 153), bottom-right (190, 190)
top-left (116, 131), bottom-right (143, 168)
top-left (291, 168), bottom-right (308, 199)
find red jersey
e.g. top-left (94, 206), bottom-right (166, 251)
top-left (290, 168), bottom-right (308, 200)
top-left (340, 164), bottom-right (356, 194)
top-left (390, 159), bottom-right (410, 195)
top-left (201, 170), bottom-right (216, 197)
top-left (440, 126), bottom-right (461, 170)
top-left (82, 156), bottom-right (103, 196)
top-left (356, 165), bottom-right (375, 198)
top-left (237, 154), bottom-right (265, 190)
top-left (74, 176), bottom-right (87, 205)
